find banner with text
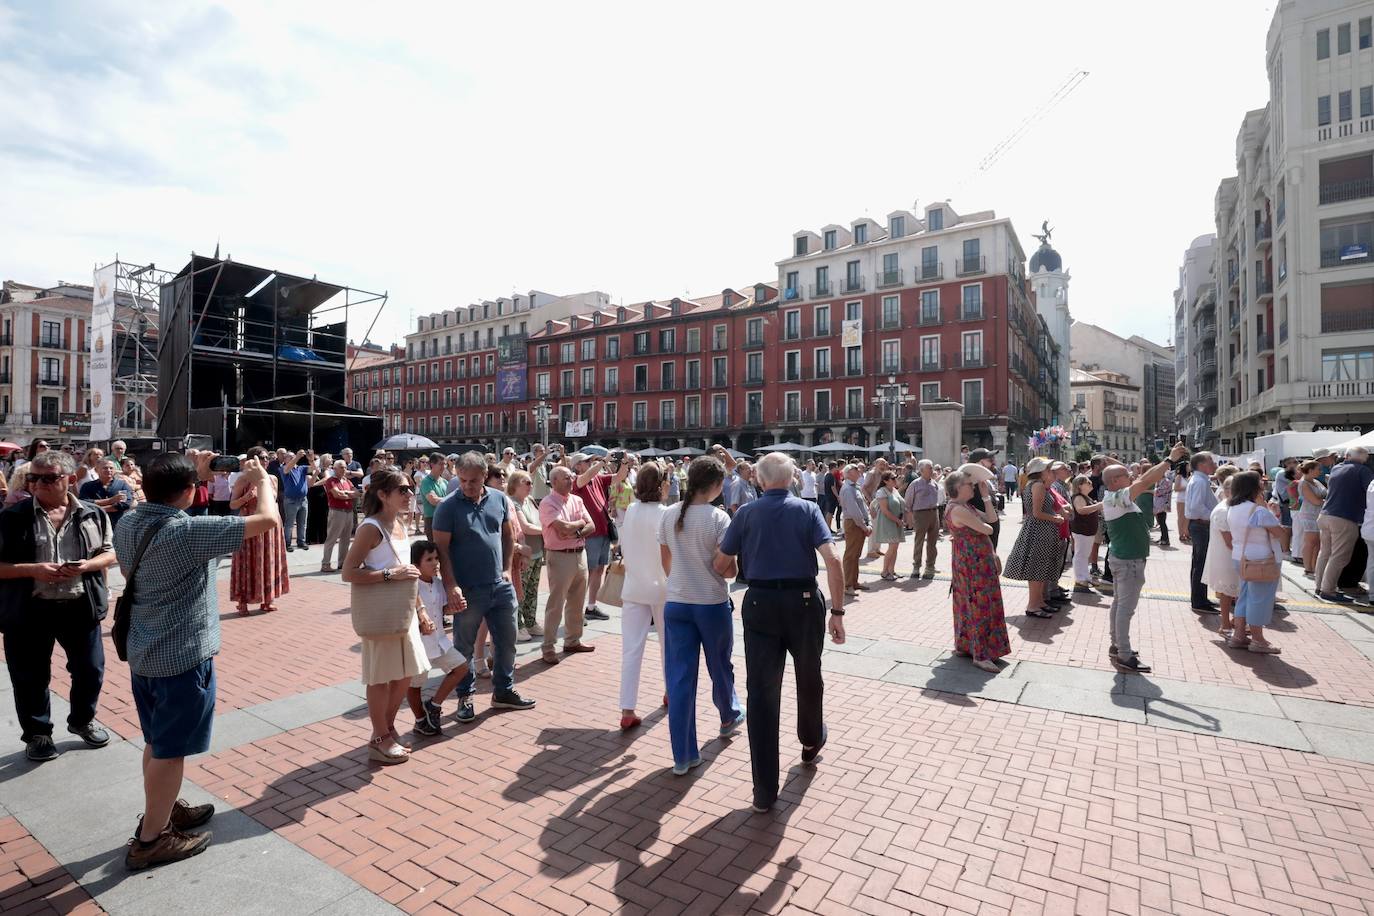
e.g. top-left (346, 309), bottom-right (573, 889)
top-left (89, 263), bottom-right (116, 441)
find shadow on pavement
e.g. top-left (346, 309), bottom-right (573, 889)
top-left (1116, 675), bottom-right (1221, 732)
top-left (501, 724), bottom-right (664, 803)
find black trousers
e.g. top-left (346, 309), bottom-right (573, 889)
top-left (1155, 512), bottom-right (1170, 545)
top-left (1188, 520), bottom-right (1211, 606)
top-left (3, 597), bottom-right (105, 742)
top-left (741, 586), bottom-right (826, 807)
top-left (989, 518), bottom-right (1001, 549)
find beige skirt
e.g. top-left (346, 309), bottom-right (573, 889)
top-left (360, 619), bottom-right (428, 686)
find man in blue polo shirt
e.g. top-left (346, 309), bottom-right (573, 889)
top-left (433, 451), bottom-right (535, 721)
top-left (714, 451), bottom-right (846, 814)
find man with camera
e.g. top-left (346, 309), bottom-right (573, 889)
top-left (571, 451), bottom-right (631, 622)
top-left (280, 449), bottom-right (317, 552)
top-left (0, 449), bottom-right (118, 763)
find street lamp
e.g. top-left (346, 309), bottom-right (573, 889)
top-left (871, 374), bottom-right (914, 462)
top-left (535, 397), bottom-right (551, 449)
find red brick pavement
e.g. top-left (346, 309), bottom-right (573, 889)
top-left (853, 516), bottom-right (1374, 708)
top-left (186, 634), bottom-right (1374, 916)
top-left (0, 817), bottom-right (104, 915)
top-left (5, 577), bottom-right (359, 740)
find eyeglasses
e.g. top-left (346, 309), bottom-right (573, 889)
top-left (28, 474), bottom-right (65, 486)
top-left (396, 485), bottom-right (415, 495)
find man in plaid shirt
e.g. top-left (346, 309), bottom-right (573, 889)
top-left (113, 451), bottom-right (280, 871)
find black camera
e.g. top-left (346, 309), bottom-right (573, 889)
top-left (210, 455), bottom-right (240, 473)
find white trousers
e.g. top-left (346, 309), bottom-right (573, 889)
top-left (619, 600), bottom-right (665, 710)
top-left (1071, 532), bottom-right (1095, 583)
top-left (1291, 515), bottom-right (1309, 559)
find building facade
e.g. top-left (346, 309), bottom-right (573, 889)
top-left (0, 280), bottom-right (158, 443)
top-left (1070, 367), bottom-right (1143, 456)
top-left (347, 343), bottom-right (407, 436)
top-left (1070, 320), bottom-right (1176, 454)
top-left (1172, 233), bottom-right (1219, 446)
top-left (1214, 0), bottom-right (1374, 452)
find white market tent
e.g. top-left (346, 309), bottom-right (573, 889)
top-left (1250, 430), bottom-right (1355, 466)
top-left (1332, 429), bottom-right (1374, 451)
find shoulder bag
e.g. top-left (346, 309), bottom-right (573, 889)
top-left (113, 516), bottom-right (174, 662)
top-left (1238, 506), bottom-right (1279, 582)
top-left (349, 521), bottom-right (418, 637)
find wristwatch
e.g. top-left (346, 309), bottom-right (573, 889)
top-left (382, 569), bottom-right (392, 582)
top-left (830, 607), bottom-right (845, 616)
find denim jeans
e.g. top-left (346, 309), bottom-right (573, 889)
top-left (283, 498), bottom-right (308, 547)
top-left (452, 580), bottom-right (518, 696)
top-left (663, 600), bottom-right (740, 766)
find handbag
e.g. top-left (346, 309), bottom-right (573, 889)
top-left (113, 516), bottom-right (173, 662)
top-left (349, 522), bottom-right (418, 637)
top-left (1238, 506), bottom-right (1280, 582)
top-left (599, 556), bottom-right (626, 607)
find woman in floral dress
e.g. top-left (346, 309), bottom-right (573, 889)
top-left (230, 446), bottom-right (290, 615)
top-left (945, 468), bottom-right (1010, 672)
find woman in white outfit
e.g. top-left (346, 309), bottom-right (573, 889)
top-left (340, 468), bottom-right (428, 765)
top-left (1201, 467), bottom-right (1240, 639)
top-left (617, 463), bottom-right (670, 731)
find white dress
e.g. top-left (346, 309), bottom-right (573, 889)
top-left (356, 517), bottom-right (428, 685)
top-left (1201, 500), bottom-right (1239, 598)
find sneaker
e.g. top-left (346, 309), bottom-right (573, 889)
top-left (169, 799), bottom-right (215, 831)
top-left (455, 696), bottom-right (476, 724)
top-left (25, 736), bottom-right (57, 762)
top-left (286, 545), bottom-right (294, 553)
top-left (1115, 654), bottom-right (1152, 673)
top-left (719, 710), bottom-right (746, 738)
top-left (68, 722), bottom-right (110, 748)
top-left (413, 715), bottom-right (440, 737)
top-left (490, 690), bottom-right (536, 710)
top-left (1318, 591), bottom-right (1355, 604)
top-left (750, 798), bottom-right (774, 814)
top-left (922, 567), bottom-right (936, 580)
top-left (672, 757), bottom-right (703, 777)
top-left (124, 826), bottom-right (212, 871)
top-left (1090, 565), bottom-right (1102, 578)
top-left (516, 628), bottom-right (532, 643)
top-left (584, 606), bottom-right (610, 621)
top-left (527, 624), bottom-right (545, 637)
top-left (1107, 644), bottom-right (1118, 658)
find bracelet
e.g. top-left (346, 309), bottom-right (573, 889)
top-left (830, 608), bottom-right (845, 616)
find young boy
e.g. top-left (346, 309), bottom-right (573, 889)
top-left (407, 540), bottom-right (470, 736)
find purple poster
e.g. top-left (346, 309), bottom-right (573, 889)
top-left (497, 366), bottom-right (527, 403)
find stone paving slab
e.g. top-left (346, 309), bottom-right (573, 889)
top-left (1274, 693), bottom-right (1374, 731)
top-left (1116, 674), bottom-right (1286, 716)
top-left (1298, 721), bottom-right (1374, 764)
top-left (1018, 682), bottom-right (1147, 724)
top-left (1143, 700), bottom-right (1315, 751)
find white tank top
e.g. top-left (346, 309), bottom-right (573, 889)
top-left (359, 517), bottom-right (409, 570)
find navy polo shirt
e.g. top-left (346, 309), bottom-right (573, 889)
top-left (719, 488), bottom-right (833, 581)
top-left (432, 485), bottom-right (508, 590)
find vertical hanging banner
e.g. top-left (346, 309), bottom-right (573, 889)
top-left (89, 263), bottom-right (117, 441)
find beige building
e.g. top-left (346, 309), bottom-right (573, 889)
top-left (1069, 321), bottom-right (1175, 447)
top-left (1070, 367), bottom-right (1143, 456)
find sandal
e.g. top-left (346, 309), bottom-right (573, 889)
top-left (1026, 609), bottom-right (1054, 619)
top-left (387, 729), bottom-right (413, 751)
top-left (367, 736), bottom-right (408, 765)
top-left (236, 606), bottom-right (251, 617)
top-left (261, 605), bottom-right (278, 613)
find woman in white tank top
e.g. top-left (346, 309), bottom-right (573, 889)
top-left (341, 468), bottom-right (428, 764)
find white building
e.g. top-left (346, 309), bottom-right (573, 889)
top-left (1172, 234), bottom-right (1218, 446)
top-left (1028, 231), bottom-right (1072, 420)
top-left (1070, 321), bottom-right (1175, 453)
top-left (1214, 0), bottom-right (1374, 452)
top-left (406, 290), bottom-right (611, 362)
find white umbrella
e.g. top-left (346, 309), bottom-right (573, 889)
top-left (374, 433), bottom-right (438, 451)
top-left (811, 441), bottom-right (862, 454)
top-left (636, 447), bottom-right (669, 457)
top-left (664, 446), bottom-right (704, 457)
top-left (1332, 429), bottom-right (1374, 452)
top-left (871, 440), bottom-right (923, 454)
top-left (754, 442), bottom-right (807, 452)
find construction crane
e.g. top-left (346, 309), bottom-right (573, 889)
top-left (954, 69), bottom-right (1089, 190)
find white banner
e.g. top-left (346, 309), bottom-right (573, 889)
top-left (841, 318), bottom-right (863, 348)
top-left (89, 263), bottom-right (116, 441)
top-left (564, 420), bottom-right (588, 438)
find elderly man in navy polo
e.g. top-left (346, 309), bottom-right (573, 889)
top-left (714, 451), bottom-right (846, 814)
top-left (433, 451), bottom-right (536, 722)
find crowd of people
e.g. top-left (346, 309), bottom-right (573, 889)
top-left (2, 430), bottom-right (1372, 872)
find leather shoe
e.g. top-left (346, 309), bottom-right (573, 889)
top-left (563, 643), bottom-right (596, 653)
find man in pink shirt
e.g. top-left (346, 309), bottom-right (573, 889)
top-left (538, 466), bottom-right (596, 664)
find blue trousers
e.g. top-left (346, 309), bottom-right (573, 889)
top-left (452, 581), bottom-right (518, 696)
top-left (663, 600), bottom-right (741, 766)
top-left (1235, 577), bottom-right (1279, 628)
top-left (283, 498), bottom-right (308, 547)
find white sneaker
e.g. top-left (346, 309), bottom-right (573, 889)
top-left (527, 624), bottom-right (545, 637)
top-left (517, 628), bottom-right (532, 643)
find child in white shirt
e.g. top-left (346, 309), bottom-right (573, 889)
top-left (406, 541), bottom-right (470, 736)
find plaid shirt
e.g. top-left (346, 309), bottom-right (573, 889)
top-left (113, 502), bottom-right (245, 678)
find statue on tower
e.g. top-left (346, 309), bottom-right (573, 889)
top-left (1032, 220), bottom-right (1053, 246)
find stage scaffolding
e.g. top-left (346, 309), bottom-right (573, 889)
top-left (98, 258), bottom-right (170, 435)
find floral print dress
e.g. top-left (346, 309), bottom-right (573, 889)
top-left (950, 524), bottom-right (1010, 663)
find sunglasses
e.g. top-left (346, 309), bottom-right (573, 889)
top-left (395, 485), bottom-right (415, 495)
top-left (28, 474), bottom-right (65, 486)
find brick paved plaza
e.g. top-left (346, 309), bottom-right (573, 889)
top-left (3, 508), bottom-right (1374, 915)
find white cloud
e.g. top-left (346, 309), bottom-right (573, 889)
top-left (0, 0), bottom-right (1273, 349)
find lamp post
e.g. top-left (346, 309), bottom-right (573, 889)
top-left (871, 374), bottom-right (914, 462)
top-left (535, 397), bottom-right (551, 449)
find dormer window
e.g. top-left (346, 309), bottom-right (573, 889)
top-left (795, 237), bottom-right (808, 257)
top-left (891, 216), bottom-right (906, 239)
top-left (617, 306), bottom-right (627, 322)
top-left (823, 230), bottom-right (837, 251)
top-left (593, 313), bottom-right (602, 326)
top-left (670, 299), bottom-right (680, 315)
top-left (928, 208), bottom-right (944, 231)
top-left (545, 320), bottom-right (554, 335)
top-left (854, 224), bottom-right (868, 245)
top-left (755, 283), bottom-right (766, 302)
top-left (722, 292), bottom-right (733, 307)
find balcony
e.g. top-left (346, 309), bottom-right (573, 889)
top-left (632, 344), bottom-right (652, 357)
top-left (811, 367), bottom-right (832, 380)
top-left (811, 322), bottom-right (833, 338)
top-left (841, 276), bottom-right (866, 294)
top-left (580, 385), bottom-right (595, 396)
top-left (1254, 221), bottom-right (1272, 247)
top-left (742, 335), bottom-right (766, 350)
top-left (1199, 353), bottom-right (1217, 376)
top-left (709, 374), bottom-right (729, 388)
top-left (1322, 310), bottom-right (1374, 333)
top-left (879, 313), bottom-right (902, 330)
top-left (0, 372), bottom-right (9, 383)
top-left (875, 268), bottom-right (904, 289)
top-left (842, 364), bottom-right (865, 378)
top-left (1198, 318), bottom-right (1217, 341)
top-left (37, 374), bottom-right (65, 387)
top-left (955, 256), bottom-right (986, 277)
top-left (685, 374), bottom-right (701, 390)
top-left (711, 337), bottom-right (728, 352)
top-left (959, 306), bottom-right (985, 322)
top-left (917, 263), bottom-right (944, 282)
top-left (781, 328), bottom-right (803, 342)
top-left (783, 287), bottom-right (801, 301)
top-left (1256, 277), bottom-right (1273, 300)
top-left (918, 310), bottom-right (941, 327)
top-left (880, 359), bottom-right (903, 375)
top-left (963, 400), bottom-right (985, 418)
top-left (743, 413), bottom-right (765, 428)
top-left (1320, 245), bottom-right (1372, 267)
top-left (602, 383), bottom-right (619, 395)
top-left (1279, 320), bottom-right (1288, 343)
top-left (1008, 353), bottom-right (1027, 378)
top-left (955, 353), bottom-right (985, 369)
top-left (1228, 309), bottom-right (1240, 330)
top-left (38, 337), bottom-right (64, 350)
top-left (1319, 178), bottom-right (1374, 205)
top-left (0, 334), bottom-right (11, 346)
top-left (744, 373), bottom-right (765, 387)
top-left (535, 353), bottom-right (550, 366)
top-left (809, 282), bottom-right (832, 299)
top-left (1306, 379), bottom-right (1374, 401)
top-left (1228, 265), bottom-right (1239, 290)
top-left (558, 385), bottom-right (573, 398)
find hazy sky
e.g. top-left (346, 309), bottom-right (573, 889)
top-left (0, 1), bottom-right (1274, 351)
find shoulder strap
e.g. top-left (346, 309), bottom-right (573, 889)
top-left (124, 516), bottom-right (174, 597)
